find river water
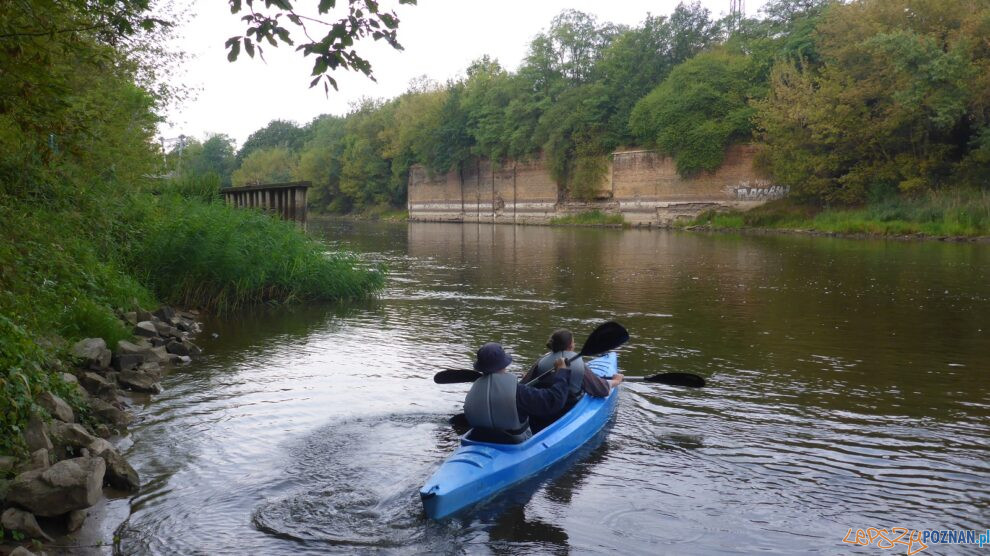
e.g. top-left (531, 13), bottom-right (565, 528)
top-left (112, 221), bottom-right (988, 555)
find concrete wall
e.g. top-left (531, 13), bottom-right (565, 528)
top-left (407, 144), bottom-right (786, 226)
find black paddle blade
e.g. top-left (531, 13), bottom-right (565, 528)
top-left (434, 369), bottom-right (482, 384)
top-left (643, 372), bottom-right (706, 388)
top-left (579, 321), bottom-right (629, 357)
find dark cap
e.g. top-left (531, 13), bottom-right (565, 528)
top-left (474, 342), bottom-right (513, 374)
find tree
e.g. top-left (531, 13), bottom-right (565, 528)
top-left (177, 134), bottom-right (237, 186)
top-left (237, 119), bottom-right (307, 162)
top-left (630, 49), bottom-right (761, 176)
top-left (522, 10), bottom-right (622, 97)
top-left (755, 0), bottom-right (990, 204)
top-left (231, 147), bottom-right (298, 185)
top-left (225, 0), bottom-right (417, 92)
top-left (296, 115), bottom-right (348, 211)
top-left (0, 2), bottom-right (162, 199)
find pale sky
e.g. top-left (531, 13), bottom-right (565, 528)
top-left (162, 0), bottom-right (767, 146)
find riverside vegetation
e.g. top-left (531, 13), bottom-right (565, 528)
top-left (0, 2), bottom-right (385, 547)
top-left (175, 0), bottom-right (989, 235)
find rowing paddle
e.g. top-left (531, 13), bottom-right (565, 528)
top-left (432, 321), bottom-right (629, 385)
top-left (525, 321), bottom-right (629, 386)
top-left (624, 372), bottom-right (706, 388)
top-left (433, 368), bottom-right (483, 384)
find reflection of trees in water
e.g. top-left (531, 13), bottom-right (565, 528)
top-left (406, 222), bottom-right (990, 418)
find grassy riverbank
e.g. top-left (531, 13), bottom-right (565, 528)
top-left (0, 181), bottom-right (384, 455)
top-left (688, 190), bottom-right (990, 239)
top-left (312, 204), bottom-right (409, 223)
top-left (550, 210), bottom-right (625, 227)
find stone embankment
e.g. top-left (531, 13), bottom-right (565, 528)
top-left (0, 307), bottom-right (203, 555)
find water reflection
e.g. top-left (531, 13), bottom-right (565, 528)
top-left (112, 220), bottom-right (990, 555)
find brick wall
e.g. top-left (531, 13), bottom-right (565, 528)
top-left (407, 144), bottom-right (785, 225)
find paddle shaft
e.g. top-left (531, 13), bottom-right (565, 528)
top-left (525, 352), bottom-right (583, 386)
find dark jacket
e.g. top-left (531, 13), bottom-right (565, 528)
top-left (515, 368), bottom-right (573, 423)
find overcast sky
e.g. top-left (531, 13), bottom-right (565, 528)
top-left (161, 0), bottom-right (768, 146)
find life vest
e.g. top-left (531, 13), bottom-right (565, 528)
top-left (463, 372), bottom-right (532, 443)
top-left (535, 350), bottom-right (586, 402)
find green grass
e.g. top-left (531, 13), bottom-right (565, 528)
top-left (550, 210), bottom-right (625, 227)
top-left (689, 189), bottom-right (990, 237)
top-left (360, 205), bottom-right (409, 222)
top-left (0, 176), bottom-right (384, 455)
top-left (130, 194), bottom-right (385, 312)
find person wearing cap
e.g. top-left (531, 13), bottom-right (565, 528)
top-left (463, 342), bottom-right (573, 443)
top-left (524, 329), bottom-right (624, 405)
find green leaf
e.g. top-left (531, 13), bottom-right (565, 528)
top-left (226, 38), bottom-right (241, 62)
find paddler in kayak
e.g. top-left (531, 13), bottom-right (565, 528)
top-left (523, 329), bottom-right (624, 427)
top-left (463, 342), bottom-right (574, 443)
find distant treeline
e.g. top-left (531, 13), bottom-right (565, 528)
top-left (173, 0), bottom-right (990, 210)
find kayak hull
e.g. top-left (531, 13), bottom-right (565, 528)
top-left (421, 352), bottom-right (619, 520)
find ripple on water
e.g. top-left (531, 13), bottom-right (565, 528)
top-left (250, 414), bottom-right (458, 551)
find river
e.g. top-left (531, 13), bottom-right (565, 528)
top-left (107, 221), bottom-right (988, 554)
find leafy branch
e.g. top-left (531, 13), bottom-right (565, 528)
top-left (225, 0), bottom-right (417, 93)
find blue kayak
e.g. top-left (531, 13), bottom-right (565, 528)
top-left (421, 351), bottom-right (619, 520)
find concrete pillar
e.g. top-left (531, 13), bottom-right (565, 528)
top-left (295, 186), bottom-right (307, 224)
top-left (513, 163), bottom-right (517, 223)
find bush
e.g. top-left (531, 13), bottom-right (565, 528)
top-left (128, 195), bottom-right (385, 312)
top-left (630, 49), bottom-right (762, 176)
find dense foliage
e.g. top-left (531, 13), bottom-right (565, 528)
top-left (756, 0), bottom-right (990, 204)
top-left (0, 1), bottom-right (385, 455)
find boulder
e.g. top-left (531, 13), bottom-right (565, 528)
top-left (80, 372), bottom-right (113, 396)
top-left (1, 508), bottom-right (53, 542)
top-left (135, 308), bottom-right (153, 322)
top-left (29, 449), bottom-right (49, 471)
top-left (60, 372), bottom-right (89, 399)
top-left (38, 392), bottom-right (74, 423)
top-left (134, 321), bottom-right (157, 337)
top-left (67, 509), bottom-right (87, 532)
top-left (165, 340), bottom-right (190, 356)
top-left (116, 339), bottom-right (153, 355)
top-left (10, 547), bottom-right (38, 556)
top-left (131, 345), bottom-right (168, 365)
top-left (111, 353), bottom-right (144, 372)
top-left (123, 311), bottom-right (138, 325)
top-left (149, 336), bottom-right (168, 347)
top-left (87, 437), bottom-right (114, 457)
top-left (96, 447), bottom-right (139, 492)
top-left (153, 322), bottom-right (180, 339)
top-left (23, 415), bottom-right (52, 453)
top-left (94, 424), bottom-right (111, 438)
top-left (0, 455), bottom-right (16, 474)
top-left (138, 363), bottom-right (163, 380)
top-left (49, 422), bottom-right (97, 458)
top-left (154, 306), bottom-right (176, 322)
top-left (88, 398), bottom-right (132, 427)
top-left (79, 437), bottom-right (138, 491)
top-left (70, 338), bottom-right (111, 369)
top-left (6, 457), bottom-right (106, 516)
top-left (117, 371), bottom-right (162, 394)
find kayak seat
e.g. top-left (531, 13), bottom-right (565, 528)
top-left (466, 425), bottom-right (532, 445)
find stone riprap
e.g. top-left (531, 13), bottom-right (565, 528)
top-left (1, 305), bottom-right (203, 550)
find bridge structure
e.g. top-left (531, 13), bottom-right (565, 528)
top-left (221, 181), bottom-right (310, 225)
